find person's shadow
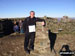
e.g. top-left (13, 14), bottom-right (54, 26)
top-left (48, 30), bottom-right (57, 54)
top-left (59, 45), bottom-right (73, 56)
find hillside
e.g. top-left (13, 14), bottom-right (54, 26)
top-left (0, 17), bottom-right (75, 56)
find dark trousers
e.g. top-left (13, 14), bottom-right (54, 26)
top-left (24, 32), bottom-right (35, 51)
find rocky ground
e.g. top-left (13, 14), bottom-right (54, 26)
top-left (0, 22), bottom-right (75, 56)
top-left (0, 30), bottom-right (75, 56)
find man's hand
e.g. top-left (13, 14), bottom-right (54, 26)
top-left (42, 21), bottom-right (45, 26)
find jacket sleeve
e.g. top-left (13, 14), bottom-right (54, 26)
top-left (36, 18), bottom-right (46, 26)
top-left (22, 19), bottom-right (27, 33)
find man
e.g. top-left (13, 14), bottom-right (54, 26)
top-left (23, 11), bottom-right (46, 54)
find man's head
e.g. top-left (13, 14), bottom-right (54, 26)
top-left (30, 11), bottom-right (35, 18)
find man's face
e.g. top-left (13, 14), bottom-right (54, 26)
top-left (30, 12), bottom-right (35, 18)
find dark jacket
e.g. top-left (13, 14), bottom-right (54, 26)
top-left (22, 16), bottom-right (46, 33)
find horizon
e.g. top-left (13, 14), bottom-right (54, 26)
top-left (0, 0), bottom-right (75, 18)
top-left (0, 16), bottom-right (75, 19)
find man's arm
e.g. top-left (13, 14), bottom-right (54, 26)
top-left (36, 18), bottom-right (46, 26)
